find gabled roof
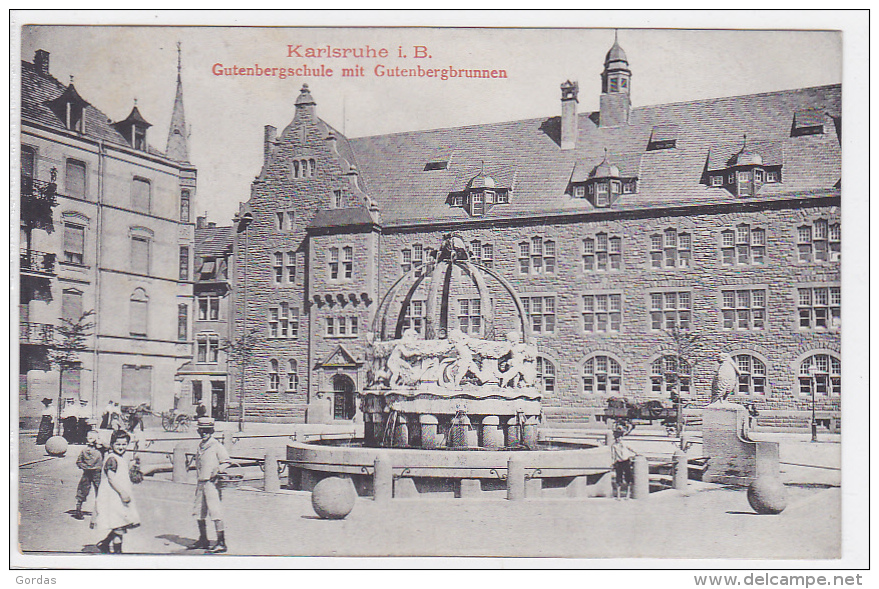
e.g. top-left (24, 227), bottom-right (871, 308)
top-left (307, 206), bottom-right (377, 231)
top-left (347, 84), bottom-right (841, 225)
top-left (195, 225), bottom-right (234, 258)
top-left (317, 345), bottom-right (361, 368)
top-left (21, 59), bottom-right (165, 157)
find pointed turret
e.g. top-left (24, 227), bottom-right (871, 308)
top-left (166, 42), bottom-right (189, 163)
top-left (599, 30), bottom-right (632, 128)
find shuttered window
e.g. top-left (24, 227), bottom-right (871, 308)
top-left (61, 289), bottom-right (83, 322)
top-left (63, 224), bottom-right (85, 264)
top-left (131, 236), bottom-right (149, 274)
top-left (66, 160), bottom-right (86, 199)
top-left (130, 289), bottom-right (148, 336)
top-left (121, 365), bottom-right (152, 406)
top-left (131, 178), bottom-right (151, 213)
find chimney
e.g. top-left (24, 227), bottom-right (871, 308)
top-left (346, 164), bottom-right (360, 191)
top-left (325, 131), bottom-right (338, 153)
top-left (208, 222), bottom-right (217, 228)
top-left (560, 80), bottom-right (579, 150)
top-left (263, 125), bottom-right (277, 163)
top-left (34, 50), bottom-right (50, 76)
top-left (294, 84), bottom-right (316, 121)
top-left (196, 215), bottom-right (207, 229)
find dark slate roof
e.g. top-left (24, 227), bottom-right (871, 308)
top-left (195, 225), bottom-right (234, 258)
top-left (307, 206), bottom-right (377, 230)
top-left (21, 59), bottom-right (164, 157)
top-left (347, 84), bottom-right (841, 225)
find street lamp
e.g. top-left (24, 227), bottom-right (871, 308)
top-left (808, 364), bottom-right (820, 442)
top-left (234, 211), bottom-right (253, 432)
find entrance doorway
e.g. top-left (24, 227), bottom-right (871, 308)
top-left (332, 374), bottom-right (356, 420)
top-left (211, 381), bottom-right (226, 421)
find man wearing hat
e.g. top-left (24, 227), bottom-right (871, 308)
top-left (191, 417), bottom-right (231, 553)
top-left (36, 398), bottom-right (55, 445)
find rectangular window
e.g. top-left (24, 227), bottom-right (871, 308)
top-left (131, 178), bottom-right (150, 213)
top-left (583, 293), bottom-right (622, 333)
top-left (197, 296), bottom-right (219, 321)
top-left (63, 224), bottom-right (85, 265)
top-left (711, 176), bottom-right (723, 187)
top-left (798, 286), bottom-right (841, 330)
top-left (273, 252), bottom-right (284, 284)
top-left (333, 190), bottom-right (343, 208)
top-left (121, 365), bottom-right (152, 407)
top-left (574, 185), bottom-right (585, 197)
top-left (720, 288), bottom-right (766, 331)
top-left (458, 298), bottom-right (482, 335)
top-left (130, 236), bottom-right (150, 275)
top-left (523, 296), bottom-right (556, 334)
top-left (519, 242), bottom-right (530, 274)
top-left (180, 190), bottom-right (191, 223)
top-left (276, 212), bottom-right (286, 231)
top-left (177, 304), bottom-right (187, 341)
top-left (766, 171), bottom-right (779, 182)
top-left (179, 246), bottom-right (190, 281)
top-left (268, 307), bottom-right (279, 338)
top-left (192, 380), bottom-right (203, 406)
top-left (481, 243), bottom-right (493, 268)
top-left (329, 248), bottom-right (339, 280)
top-left (403, 300), bottom-right (425, 335)
top-left (544, 241), bottom-right (556, 274)
top-left (326, 317), bottom-right (335, 336)
top-left (343, 246), bottom-right (353, 279)
top-left (649, 290), bottom-right (691, 331)
top-left (66, 160), bottom-right (86, 199)
top-left (197, 334), bottom-right (220, 363)
top-left (401, 249), bottom-right (412, 273)
top-left (286, 252), bottom-right (296, 283)
top-left (130, 298), bottom-right (148, 336)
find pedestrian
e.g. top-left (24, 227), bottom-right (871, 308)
top-left (611, 428), bottom-right (637, 500)
top-left (92, 429), bottom-right (140, 554)
top-left (100, 400), bottom-right (114, 429)
top-left (74, 430), bottom-right (103, 520)
top-left (36, 398), bottom-right (54, 445)
top-left (61, 398), bottom-right (79, 443)
top-left (76, 400), bottom-right (92, 444)
top-left (190, 417), bottom-right (231, 553)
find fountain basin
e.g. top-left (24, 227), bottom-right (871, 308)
top-left (287, 438), bottom-right (611, 498)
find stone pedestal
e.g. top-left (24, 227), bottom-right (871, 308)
top-left (394, 477), bottom-right (419, 498)
top-left (419, 414), bottom-right (439, 449)
top-left (459, 479), bottom-right (482, 498)
top-left (703, 400), bottom-right (779, 486)
top-left (480, 416), bottom-right (504, 449)
top-left (393, 416), bottom-right (410, 447)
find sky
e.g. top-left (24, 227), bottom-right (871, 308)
top-left (18, 17), bottom-right (845, 224)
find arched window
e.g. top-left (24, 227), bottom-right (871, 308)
top-left (650, 356), bottom-right (691, 397)
top-left (268, 359), bottom-right (280, 392)
top-left (583, 355), bottom-right (622, 395)
top-left (129, 289), bottom-right (148, 336)
top-left (733, 354), bottom-right (767, 395)
top-left (180, 189), bottom-right (191, 222)
top-left (536, 357), bottom-right (556, 393)
top-left (287, 359), bottom-right (299, 393)
top-left (799, 353), bottom-right (841, 396)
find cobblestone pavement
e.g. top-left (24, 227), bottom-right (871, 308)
top-left (16, 426), bottom-right (841, 560)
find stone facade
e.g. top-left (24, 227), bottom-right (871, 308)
top-left (234, 40), bottom-right (841, 425)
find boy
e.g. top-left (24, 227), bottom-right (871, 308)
top-left (611, 428), bottom-right (637, 500)
top-left (191, 417), bottom-right (231, 553)
top-left (74, 430), bottom-right (104, 519)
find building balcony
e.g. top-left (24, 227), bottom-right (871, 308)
top-left (21, 175), bottom-right (58, 232)
top-left (20, 249), bottom-right (56, 276)
top-left (20, 322), bottom-right (55, 346)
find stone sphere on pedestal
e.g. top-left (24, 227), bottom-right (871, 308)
top-left (45, 435), bottom-right (68, 457)
top-left (747, 476), bottom-right (788, 514)
top-left (311, 476), bottom-right (356, 519)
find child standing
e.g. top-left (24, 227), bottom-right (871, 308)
top-left (191, 417), bottom-right (231, 553)
top-left (611, 428), bottom-right (637, 500)
top-left (74, 430), bottom-right (103, 520)
top-left (92, 429), bottom-right (140, 553)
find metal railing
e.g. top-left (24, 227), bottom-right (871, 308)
top-left (20, 250), bottom-right (56, 274)
top-left (20, 322), bottom-right (54, 345)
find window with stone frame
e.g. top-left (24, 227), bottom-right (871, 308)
top-left (180, 190), bottom-right (191, 223)
top-left (268, 359), bottom-right (280, 391)
top-left (271, 303), bottom-right (298, 338)
top-left (518, 237), bottom-right (555, 275)
top-left (197, 295), bottom-right (220, 321)
top-left (329, 247), bottom-right (339, 280)
top-left (583, 354), bottom-right (623, 395)
top-left (798, 219), bottom-right (840, 263)
top-left (650, 356), bottom-right (691, 397)
top-left (129, 289), bottom-right (148, 336)
top-left (130, 235), bottom-right (150, 275)
top-left (286, 359), bottom-right (299, 393)
top-left (536, 357), bottom-right (556, 394)
top-left (583, 232), bottom-right (622, 272)
top-left (582, 292), bottom-right (622, 333)
top-left (649, 291), bottom-right (691, 331)
top-left (721, 288), bottom-right (766, 330)
top-left (65, 159), bottom-right (86, 200)
top-left (798, 354), bottom-right (841, 397)
top-left (196, 333), bottom-right (220, 363)
top-left (470, 240), bottom-right (494, 268)
top-left (401, 248), bottom-right (412, 274)
top-left (522, 296), bottom-right (556, 334)
top-left (650, 229), bottom-right (691, 269)
top-left (721, 224), bottom-right (766, 266)
top-left (273, 252), bottom-right (284, 284)
top-left (411, 243), bottom-right (423, 276)
top-left (63, 223), bottom-right (86, 265)
top-left (403, 300), bottom-right (425, 335)
top-left (343, 246), bottom-right (353, 279)
top-left (177, 304), bottom-right (187, 341)
top-left (326, 317), bottom-right (335, 337)
top-left (179, 246), bottom-right (190, 281)
top-left (131, 177), bottom-right (151, 213)
top-left (458, 298), bottom-right (482, 335)
top-left (286, 251), bottom-right (296, 283)
top-left (797, 285), bottom-right (841, 330)
top-left (733, 354), bottom-right (767, 395)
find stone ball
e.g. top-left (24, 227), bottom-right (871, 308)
top-left (311, 477), bottom-right (356, 520)
top-left (747, 476), bottom-right (788, 515)
top-left (45, 435), bottom-right (68, 457)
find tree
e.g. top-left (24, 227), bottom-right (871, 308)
top-left (221, 329), bottom-right (263, 432)
top-left (48, 310), bottom-right (94, 436)
top-left (662, 324), bottom-right (712, 440)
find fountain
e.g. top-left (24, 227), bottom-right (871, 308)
top-left (288, 234), bottom-right (611, 498)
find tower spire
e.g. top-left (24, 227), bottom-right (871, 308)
top-left (166, 41), bottom-right (189, 162)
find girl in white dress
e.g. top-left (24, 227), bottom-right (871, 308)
top-left (92, 429), bottom-right (140, 553)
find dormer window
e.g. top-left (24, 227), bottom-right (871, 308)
top-left (452, 167), bottom-right (511, 217)
top-left (792, 110), bottom-right (825, 137)
top-left (452, 195), bottom-right (464, 207)
top-left (574, 185), bottom-right (586, 198)
top-left (112, 105), bottom-right (151, 151)
top-left (47, 82), bottom-right (89, 134)
top-left (424, 160), bottom-right (448, 171)
top-left (484, 190), bottom-right (495, 204)
top-left (611, 180), bottom-right (621, 195)
top-left (754, 169), bottom-right (764, 183)
top-left (134, 127), bottom-right (146, 151)
top-left (766, 171), bottom-right (779, 183)
top-left (496, 192), bottom-right (509, 204)
top-left (711, 176), bottom-right (724, 187)
top-left (647, 125), bottom-right (679, 151)
top-left (595, 183), bottom-right (609, 207)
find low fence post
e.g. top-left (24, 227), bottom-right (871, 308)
top-left (264, 447), bottom-right (282, 493)
top-left (673, 449), bottom-right (688, 491)
top-left (374, 453), bottom-right (393, 504)
top-left (632, 455), bottom-right (649, 500)
top-left (507, 456), bottom-right (526, 501)
top-left (172, 444), bottom-right (187, 483)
